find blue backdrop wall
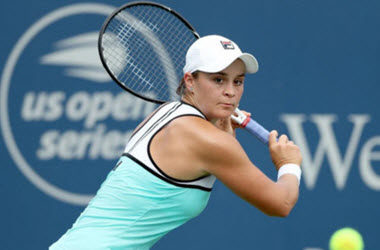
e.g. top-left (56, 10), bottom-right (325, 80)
top-left (1, 1), bottom-right (379, 249)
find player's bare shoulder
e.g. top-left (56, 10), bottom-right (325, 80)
top-left (169, 116), bottom-right (226, 141)
top-left (166, 115), bottom-right (212, 144)
top-left (168, 116), bottom-right (240, 158)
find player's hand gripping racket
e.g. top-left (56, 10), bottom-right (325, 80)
top-left (231, 108), bottom-right (270, 145)
top-left (98, 1), bottom-right (271, 145)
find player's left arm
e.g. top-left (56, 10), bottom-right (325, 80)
top-left (190, 120), bottom-right (299, 217)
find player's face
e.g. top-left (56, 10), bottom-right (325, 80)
top-left (191, 59), bottom-right (245, 120)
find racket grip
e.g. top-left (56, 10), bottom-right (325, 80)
top-left (231, 108), bottom-right (270, 145)
top-left (244, 117), bottom-right (270, 145)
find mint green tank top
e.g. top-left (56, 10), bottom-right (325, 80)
top-left (50, 102), bottom-right (216, 249)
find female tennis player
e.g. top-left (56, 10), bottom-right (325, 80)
top-left (50, 35), bottom-right (302, 249)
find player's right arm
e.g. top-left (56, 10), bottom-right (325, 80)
top-left (190, 119), bottom-right (302, 217)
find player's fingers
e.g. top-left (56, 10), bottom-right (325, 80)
top-left (278, 134), bottom-right (289, 143)
top-left (231, 117), bottom-right (242, 128)
top-left (269, 130), bottom-right (278, 145)
top-left (231, 122), bottom-right (240, 129)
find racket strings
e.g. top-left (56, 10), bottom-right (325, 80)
top-left (101, 4), bottom-right (197, 102)
top-left (114, 9), bottom-right (171, 94)
top-left (138, 10), bottom-right (185, 91)
top-left (108, 18), bottom-right (157, 91)
top-left (115, 22), bottom-right (155, 87)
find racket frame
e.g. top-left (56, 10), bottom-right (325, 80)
top-left (98, 1), bottom-right (200, 104)
top-left (98, 1), bottom-right (272, 145)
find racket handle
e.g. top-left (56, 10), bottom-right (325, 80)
top-left (231, 108), bottom-right (270, 145)
top-left (244, 117), bottom-right (270, 145)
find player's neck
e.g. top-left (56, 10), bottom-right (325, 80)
top-left (181, 94), bottom-right (196, 107)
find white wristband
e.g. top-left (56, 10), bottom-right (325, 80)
top-left (277, 164), bottom-right (301, 185)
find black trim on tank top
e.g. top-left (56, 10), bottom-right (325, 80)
top-left (122, 153), bottom-right (212, 192)
top-left (180, 101), bottom-right (207, 119)
top-left (147, 114), bottom-right (210, 184)
top-left (128, 102), bottom-right (182, 152)
top-left (128, 102), bottom-right (170, 141)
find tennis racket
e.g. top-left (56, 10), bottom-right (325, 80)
top-left (98, 1), bottom-right (271, 145)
